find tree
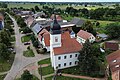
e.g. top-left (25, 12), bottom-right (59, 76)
top-left (82, 20), bottom-right (93, 33)
top-left (78, 40), bottom-right (104, 77)
top-left (21, 70), bottom-right (33, 80)
top-left (20, 27), bottom-right (32, 34)
top-left (33, 40), bottom-right (39, 48)
top-left (0, 29), bottom-right (11, 46)
top-left (35, 6), bottom-right (40, 12)
top-left (105, 23), bottom-right (120, 38)
top-left (82, 20), bottom-right (96, 36)
top-left (0, 43), bottom-right (10, 60)
top-left (30, 8), bottom-right (35, 14)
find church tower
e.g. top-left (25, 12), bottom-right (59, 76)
top-left (50, 14), bottom-right (61, 48)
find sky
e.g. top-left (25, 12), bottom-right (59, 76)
top-left (0, 0), bottom-right (120, 2)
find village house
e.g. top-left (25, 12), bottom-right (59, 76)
top-left (38, 29), bottom-right (50, 51)
top-left (76, 30), bottom-right (95, 44)
top-left (104, 40), bottom-right (120, 51)
top-left (70, 18), bottom-right (85, 27)
top-left (106, 50), bottom-right (120, 80)
top-left (96, 33), bottom-right (108, 41)
top-left (25, 15), bottom-right (34, 27)
top-left (34, 11), bottom-right (46, 19)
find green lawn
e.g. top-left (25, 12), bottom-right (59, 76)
top-left (38, 65), bottom-right (54, 76)
top-left (21, 34), bottom-right (31, 43)
top-left (61, 66), bottom-right (81, 75)
top-left (0, 53), bottom-right (15, 72)
top-left (45, 76), bottom-right (87, 80)
top-left (38, 58), bottom-right (50, 65)
top-left (23, 49), bottom-right (35, 57)
top-left (0, 74), bottom-right (6, 80)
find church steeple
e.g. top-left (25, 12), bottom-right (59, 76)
top-left (51, 14), bottom-right (61, 34)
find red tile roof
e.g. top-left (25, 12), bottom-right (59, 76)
top-left (43, 33), bottom-right (50, 46)
top-left (53, 31), bottom-right (82, 55)
top-left (38, 29), bottom-right (50, 46)
top-left (106, 50), bottom-right (120, 73)
top-left (77, 30), bottom-right (93, 40)
top-left (38, 30), bottom-right (82, 55)
top-left (105, 41), bottom-right (119, 51)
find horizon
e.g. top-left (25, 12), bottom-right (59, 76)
top-left (0, 0), bottom-right (120, 2)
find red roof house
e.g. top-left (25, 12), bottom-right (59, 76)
top-left (106, 50), bottom-right (120, 80)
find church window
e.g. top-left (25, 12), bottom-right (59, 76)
top-left (55, 37), bottom-right (58, 42)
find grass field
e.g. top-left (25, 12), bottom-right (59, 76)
top-left (23, 49), bottom-right (35, 57)
top-left (0, 53), bottom-right (15, 72)
top-left (8, 3), bottom-right (41, 9)
top-left (8, 3), bottom-right (114, 10)
top-left (45, 76), bottom-right (87, 80)
top-left (21, 34), bottom-right (31, 43)
top-left (38, 58), bottom-right (50, 65)
top-left (38, 65), bottom-right (54, 76)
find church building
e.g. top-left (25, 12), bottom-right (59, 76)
top-left (50, 15), bottom-right (83, 70)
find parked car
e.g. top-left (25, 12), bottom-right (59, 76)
top-left (24, 42), bottom-right (30, 45)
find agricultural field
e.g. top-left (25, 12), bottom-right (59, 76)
top-left (8, 3), bottom-right (41, 9)
top-left (8, 2), bottom-right (114, 10)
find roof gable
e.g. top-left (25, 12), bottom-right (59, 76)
top-left (106, 50), bottom-right (120, 73)
top-left (77, 30), bottom-right (93, 40)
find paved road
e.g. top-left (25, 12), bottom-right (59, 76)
top-left (4, 13), bottom-right (49, 80)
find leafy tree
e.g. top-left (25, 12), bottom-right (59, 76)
top-left (0, 43), bottom-right (10, 60)
top-left (0, 29), bottom-right (11, 46)
top-left (21, 70), bottom-right (33, 80)
top-left (82, 20), bottom-right (96, 36)
top-left (105, 23), bottom-right (120, 38)
top-left (30, 8), bottom-right (35, 14)
top-left (20, 27), bottom-right (32, 34)
top-left (33, 40), bottom-right (39, 48)
top-left (17, 16), bottom-right (26, 28)
top-left (35, 6), bottom-right (40, 12)
top-left (78, 40), bottom-right (104, 77)
top-left (82, 20), bottom-right (93, 32)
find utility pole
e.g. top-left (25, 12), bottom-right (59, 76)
top-left (40, 65), bottom-right (42, 80)
top-left (52, 68), bottom-right (58, 80)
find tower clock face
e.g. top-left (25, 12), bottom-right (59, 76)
top-left (55, 37), bottom-right (58, 42)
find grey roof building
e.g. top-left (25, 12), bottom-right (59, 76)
top-left (70, 18), bottom-right (85, 27)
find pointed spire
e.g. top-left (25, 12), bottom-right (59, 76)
top-left (51, 14), bottom-right (61, 34)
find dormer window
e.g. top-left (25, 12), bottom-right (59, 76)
top-left (115, 65), bottom-right (119, 68)
top-left (113, 60), bottom-right (117, 63)
top-left (55, 37), bottom-right (58, 42)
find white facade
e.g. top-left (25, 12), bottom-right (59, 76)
top-left (51, 52), bottom-right (80, 70)
top-left (50, 34), bottom-right (61, 48)
top-left (76, 36), bottom-right (86, 44)
top-left (77, 35), bottom-right (95, 44)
